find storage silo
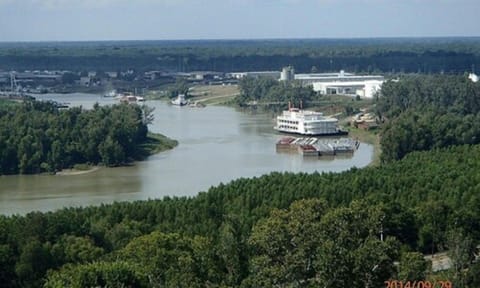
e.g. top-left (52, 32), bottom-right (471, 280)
top-left (280, 66), bottom-right (295, 81)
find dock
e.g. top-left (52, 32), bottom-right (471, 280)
top-left (276, 136), bottom-right (360, 157)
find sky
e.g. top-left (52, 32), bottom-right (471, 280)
top-left (0, 0), bottom-right (479, 42)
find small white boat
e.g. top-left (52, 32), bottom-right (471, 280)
top-left (171, 94), bottom-right (188, 106)
top-left (104, 90), bottom-right (117, 97)
top-left (118, 94), bottom-right (145, 104)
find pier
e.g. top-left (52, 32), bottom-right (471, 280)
top-left (276, 136), bottom-right (360, 157)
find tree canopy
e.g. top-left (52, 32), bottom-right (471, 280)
top-left (0, 100), bottom-right (174, 175)
top-left (377, 75), bottom-right (480, 162)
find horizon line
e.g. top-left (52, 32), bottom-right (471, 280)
top-left (1, 35), bottom-right (480, 44)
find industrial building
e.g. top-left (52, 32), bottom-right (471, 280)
top-left (311, 79), bottom-right (384, 98)
top-left (228, 71), bottom-right (281, 79)
top-left (198, 66), bottom-right (385, 98)
top-left (294, 70), bottom-right (384, 98)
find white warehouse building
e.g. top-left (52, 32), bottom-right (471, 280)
top-left (312, 79), bottom-right (383, 98)
top-left (295, 70), bottom-right (385, 98)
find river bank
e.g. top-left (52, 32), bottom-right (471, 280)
top-left (54, 132), bottom-right (178, 176)
top-left (346, 126), bottom-right (381, 166)
top-left (56, 166), bottom-right (101, 176)
top-left (139, 132), bottom-right (179, 157)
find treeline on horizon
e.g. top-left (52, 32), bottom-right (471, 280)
top-left (1, 37), bottom-right (480, 73)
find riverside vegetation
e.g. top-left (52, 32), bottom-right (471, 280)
top-left (0, 100), bottom-right (177, 175)
top-left (0, 74), bottom-right (479, 287)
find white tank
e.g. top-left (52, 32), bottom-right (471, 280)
top-left (280, 66), bottom-right (294, 81)
top-left (469, 73), bottom-right (479, 83)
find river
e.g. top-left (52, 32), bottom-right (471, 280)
top-left (0, 93), bottom-right (373, 215)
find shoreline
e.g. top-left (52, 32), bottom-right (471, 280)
top-left (55, 166), bottom-right (101, 176)
top-left (55, 132), bottom-right (178, 176)
top-left (346, 126), bottom-right (381, 166)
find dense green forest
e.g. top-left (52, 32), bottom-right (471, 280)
top-left (0, 101), bottom-right (175, 175)
top-left (377, 75), bottom-right (480, 162)
top-left (236, 77), bottom-right (317, 109)
top-left (0, 145), bottom-right (479, 287)
top-left (1, 38), bottom-right (480, 73)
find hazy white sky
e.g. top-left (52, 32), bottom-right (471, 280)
top-left (0, 0), bottom-right (478, 41)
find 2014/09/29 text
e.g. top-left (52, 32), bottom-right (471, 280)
top-left (384, 280), bottom-right (452, 288)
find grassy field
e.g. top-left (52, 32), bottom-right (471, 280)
top-left (145, 89), bottom-right (168, 100)
top-left (310, 95), bottom-right (374, 116)
top-left (188, 84), bottom-right (240, 105)
top-left (0, 98), bottom-right (19, 108)
top-left (145, 84), bottom-right (240, 104)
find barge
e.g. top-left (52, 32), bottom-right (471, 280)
top-left (276, 137), bottom-right (360, 157)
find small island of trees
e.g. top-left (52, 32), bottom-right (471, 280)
top-left (0, 100), bottom-right (177, 175)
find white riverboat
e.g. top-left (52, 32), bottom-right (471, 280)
top-left (274, 107), bottom-right (347, 136)
top-left (171, 94), bottom-right (188, 106)
top-left (104, 90), bottom-right (117, 97)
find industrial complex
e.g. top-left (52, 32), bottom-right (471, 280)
top-left (1, 64), bottom-right (385, 99)
top-left (231, 66), bottom-right (385, 98)
top-left (286, 67), bottom-right (384, 98)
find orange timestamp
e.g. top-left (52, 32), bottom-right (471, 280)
top-left (384, 280), bottom-right (452, 288)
